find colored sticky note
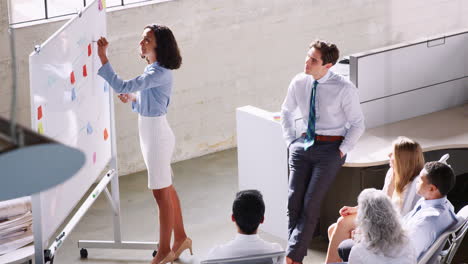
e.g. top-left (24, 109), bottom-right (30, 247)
top-left (103, 128), bottom-right (109, 141)
top-left (37, 122), bottom-right (44, 134)
top-left (48, 76), bottom-right (57, 86)
top-left (86, 122), bottom-right (93, 135)
top-left (98, 0), bottom-right (104, 10)
top-left (83, 64), bottom-right (87, 77)
top-left (37, 106), bottom-right (43, 120)
top-left (71, 88), bottom-right (77, 101)
top-left (93, 152), bottom-right (97, 164)
top-left (88, 44), bottom-right (92, 56)
top-left (103, 82), bottom-right (109, 92)
top-left (70, 71), bottom-right (75, 84)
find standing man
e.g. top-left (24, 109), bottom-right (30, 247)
top-left (280, 40), bottom-right (365, 263)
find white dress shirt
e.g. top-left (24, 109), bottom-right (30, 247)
top-left (382, 168), bottom-right (422, 216)
top-left (348, 237), bottom-right (416, 264)
top-left (205, 234), bottom-right (283, 260)
top-left (280, 70), bottom-right (365, 154)
top-left (403, 197), bottom-right (458, 260)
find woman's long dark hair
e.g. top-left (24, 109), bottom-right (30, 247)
top-left (145, 24), bottom-right (182, 70)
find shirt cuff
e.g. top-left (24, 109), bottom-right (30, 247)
top-left (97, 61), bottom-right (113, 79)
top-left (339, 145), bottom-right (349, 156)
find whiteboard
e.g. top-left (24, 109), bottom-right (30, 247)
top-left (29, 0), bottom-right (109, 243)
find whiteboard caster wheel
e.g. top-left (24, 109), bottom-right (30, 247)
top-left (80, 248), bottom-right (88, 259)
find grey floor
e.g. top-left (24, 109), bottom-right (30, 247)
top-left (53, 148), bottom-right (329, 264)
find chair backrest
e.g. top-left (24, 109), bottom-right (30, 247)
top-left (439, 205), bottom-right (468, 264)
top-left (201, 251), bottom-right (285, 264)
top-left (417, 205), bottom-right (468, 264)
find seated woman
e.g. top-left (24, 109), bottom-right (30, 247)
top-left (325, 136), bottom-right (424, 263)
top-left (346, 188), bottom-right (416, 263)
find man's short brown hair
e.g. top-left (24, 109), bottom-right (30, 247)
top-left (310, 40), bottom-right (340, 66)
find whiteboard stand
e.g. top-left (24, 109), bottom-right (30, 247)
top-left (32, 194), bottom-right (45, 264)
top-left (25, 0), bottom-right (158, 262)
top-left (76, 83), bottom-right (158, 257)
top-left (30, 84), bottom-right (159, 264)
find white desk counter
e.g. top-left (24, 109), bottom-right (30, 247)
top-left (346, 104), bottom-right (468, 166)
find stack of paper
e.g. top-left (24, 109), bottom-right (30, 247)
top-left (0, 197), bottom-right (33, 255)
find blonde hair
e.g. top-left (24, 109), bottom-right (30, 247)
top-left (392, 137), bottom-right (424, 206)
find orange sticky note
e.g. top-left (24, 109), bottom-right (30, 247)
top-left (37, 122), bottom-right (44, 134)
top-left (83, 64), bottom-right (87, 77)
top-left (88, 44), bottom-right (92, 56)
top-left (70, 71), bottom-right (76, 84)
top-left (37, 106), bottom-right (43, 120)
top-left (103, 128), bottom-right (109, 140)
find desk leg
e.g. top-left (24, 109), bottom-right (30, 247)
top-left (32, 193), bottom-right (45, 264)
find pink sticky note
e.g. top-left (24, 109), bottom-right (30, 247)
top-left (70, 71), bottom-right (76, 84)
top-left (37, 106), bottom-right (43, 120)
top-left (98, 0), bottom-right (103, 10)
top-left (103, 128), bottom-right (109, 141)
top-left (93, 152), bottom-right (97, 164)
top-left (83, 64), bottom-right (88, 77)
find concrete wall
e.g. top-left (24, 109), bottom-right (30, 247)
top-left (1, 0), bottom-right (467, 175)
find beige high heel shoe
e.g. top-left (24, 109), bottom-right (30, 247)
top-left (154, 251), bottom-right (175, 264)
top-left (173, 237), bottom-right (193, 259)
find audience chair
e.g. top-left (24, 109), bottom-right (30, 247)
top-left (201, 251), bottom-right (285, 264)
top-left (417, 205), bottom-right (468, 264)
top-left (439, 205), bottom-right (468, 264)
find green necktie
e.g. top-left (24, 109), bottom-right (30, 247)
top-left (304, 80), bottom-right (318, 150)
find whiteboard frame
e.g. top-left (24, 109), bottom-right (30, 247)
top-left (25, 1), bottom-right (158, 263)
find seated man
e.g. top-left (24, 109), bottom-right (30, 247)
top-left (403, 161), bottom-right (458, 260)
top-left (338, 161), bottom-right (458, 262)
top-left (205, 190), bottom-right (283, 259)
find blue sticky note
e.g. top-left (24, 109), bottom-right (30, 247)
top-left (87, 122), bottom-right (93, 135)
top-left (48, 76), bottom-right (57, 86)
top-left (71, 88), bottom-right (77, 101)
top-left (103, 82), bottom-right (109, 92)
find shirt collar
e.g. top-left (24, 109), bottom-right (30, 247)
top-left (314, 70), bottom-right (332, 84)
top-left (146, 61), bottom-right (161, 70)
top-left (420, 196), bottom-right (447, 208)
top-left (235, 233), bottom-right (260, 241)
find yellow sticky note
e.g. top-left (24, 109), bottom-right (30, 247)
top-left (37, 122), bottom-right (44, 134)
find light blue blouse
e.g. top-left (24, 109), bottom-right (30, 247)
top-left (98, 61), bottom-right (172, 117)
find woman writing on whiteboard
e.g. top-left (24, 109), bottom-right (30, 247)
top-left (97, 25), bottom-right (191, 264)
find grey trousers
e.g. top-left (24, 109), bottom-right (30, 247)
top-left (286, 137), bottom-right (346, 262)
